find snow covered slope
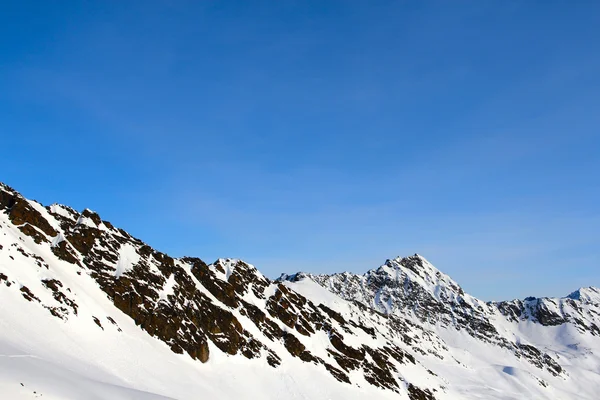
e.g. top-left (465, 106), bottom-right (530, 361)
top-left (1, 182), bottom-right (599, 399)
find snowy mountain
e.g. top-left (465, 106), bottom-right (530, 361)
top-left (1, 182), bottom-right (599, 399)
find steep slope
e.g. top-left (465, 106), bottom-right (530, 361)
top-left (1, 181), bottom-right (600, 399)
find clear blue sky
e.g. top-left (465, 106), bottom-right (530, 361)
top-left (1, 2), bottom-right (599, 301)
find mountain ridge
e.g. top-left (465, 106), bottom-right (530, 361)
top-left (1, 181), bottom-right (599, 399)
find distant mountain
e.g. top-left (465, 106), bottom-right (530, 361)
top-left (1, 181), bottom-right (599, 399)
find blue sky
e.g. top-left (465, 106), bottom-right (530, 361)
top-left (1, 2), bottom-right (599, 301)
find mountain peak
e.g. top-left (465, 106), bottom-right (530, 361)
top-left (291, 254), bottom-right (477, 323)
top-left (567, 286), bottom-right (600, 302)
top-left (382, 254), bottom-right (464, 295)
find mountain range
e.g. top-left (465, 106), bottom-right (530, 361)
top-left (0, 181), bottom-right (599, 399)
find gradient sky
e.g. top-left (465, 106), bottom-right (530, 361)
top-left (1, 1), bottom-right (599, 301)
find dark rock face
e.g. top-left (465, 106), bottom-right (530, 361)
top-left (408, 383), bottom-right (436, 400)
top-left (41, 278), bottom-right (79, 318)
top-left (495, 289), bottom-right (600, 338)
top-left (497, 297), bottom-right (569, 325)
top-left (0, 186), bottom-right (57, 239)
